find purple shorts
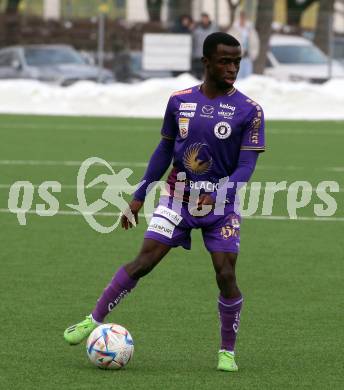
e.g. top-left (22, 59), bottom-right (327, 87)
top-left (144, 196), bottom-right (241, 253)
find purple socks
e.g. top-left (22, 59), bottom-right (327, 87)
top-left (92, 266), bottom-right (138, 323)
top-left (91, 266), bottom-right (243, 353)
top-left (218, 294), bottom-right (243, 352)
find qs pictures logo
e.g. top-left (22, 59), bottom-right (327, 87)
top-left (67, 157), bottom-right (141, 233)
top-left (7, 157), bottom-right (144, 233)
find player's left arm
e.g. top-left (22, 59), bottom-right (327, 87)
top-left (199, 104), bottom-right (265, 207)
top-left (198, 150), bottom-right (259, 207)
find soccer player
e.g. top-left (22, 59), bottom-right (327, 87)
top-left (64, 32), bottom-right (265, 372)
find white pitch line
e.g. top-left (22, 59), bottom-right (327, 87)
top-left (0, 160), bottom-right (148, 167)
top-left (0, 208), bottom-right (343, 222)
top-left (256, 165), bottom-right (344, 172)
top-left (1, 122), bottom-right (343, 135)
top-left (247, 215), bottom-right (344, 222)
top-left (0, 159), bottom-right (344, 172)
top-left (0, 184), bottom-right (133, 190)
top-left (0, 123), bottom-right (158, 132)
top-left (0, 184), bottom-right (343, 192)
top-left (266, 129), bottom-right (344, 135)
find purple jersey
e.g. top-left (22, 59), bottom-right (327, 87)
top-left (161, 85), bottom-right (265, 196)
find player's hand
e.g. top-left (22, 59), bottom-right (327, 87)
top-left (197, 194), bottom-right (215, 210)
top-left (121, 199), bottom-right (144, 230)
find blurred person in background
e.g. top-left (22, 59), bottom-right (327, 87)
top-left (228, 10), bottom-right (259, 79)
top-left (192, 13), bottom-right (218, 79)
top-left (172, 14), bottom-right (194, 34)
top-left (171, 15), bottom-right (194, 77)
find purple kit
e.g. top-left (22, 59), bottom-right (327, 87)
top-left (140, 85), bottom-right (265, 253)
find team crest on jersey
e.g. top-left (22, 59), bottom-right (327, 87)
top-left (178, 117), bottom-right (189, 139)
top-left (183, 143), bottom-right (212, 175)
top-left (214, 122), bottom-right (232, 139)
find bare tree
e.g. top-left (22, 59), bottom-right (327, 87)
top-left (254, 0), bottom-right (274, 74)
top-left (286, 0), bottom-right (317, 29)
top-left (169, 0), bottom-right (192, 25)
top-left (5, 0), bottom-right (22, 15)
top-left (146, 0), bottom-right (163, 22)
top-left (314, 0), bottom-right (335, 54)
top-left (4, 0), bottom-right (22, 45)
top-left (226, 0), bottom-right (241, 29)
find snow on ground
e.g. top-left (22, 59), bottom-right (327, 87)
top-left (0, 74), bottom-right (343, 120)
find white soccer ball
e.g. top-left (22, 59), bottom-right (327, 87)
top-left (86, 323), bottom-right (134, 369)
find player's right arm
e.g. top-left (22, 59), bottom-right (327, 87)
top-left (121, 96), bottom-right (177, 229)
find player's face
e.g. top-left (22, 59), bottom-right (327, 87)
top-left (204, 44), bottom-right (242, 89)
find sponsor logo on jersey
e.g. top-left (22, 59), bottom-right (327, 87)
top-left (178, 117), bottom-right (189, 138)
top-left (218, 110), bottom-right (235, 119)
top-left (189, 180), bottom-right (220, 192)
top-left (218, 103), bottom-right (236, 118)
top-left (220, 102), bottom-right (236, 111)
top-left (179, 111), bottom-right (195, 118)
top-left (214, 122), bottom-right (232, 139)
top-left (147, 216), bottom-right (175, 238)
top-left (202, 105), bottom-right (214, 114)
top-left (200, 105), bottom-right (214, 118)
top-left (179, 102), bottom-right (197, 111)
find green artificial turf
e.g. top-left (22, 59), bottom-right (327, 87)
top-left (0, 115), bottom-right (343, 389)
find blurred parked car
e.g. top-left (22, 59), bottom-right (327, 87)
top-left (0, 44), bottom-right (114, 86)
top-left (333, 35), bottom-right (344, 66)
top-left (113, 51), bottom-right (173, 82)
top-left (266, 34), bottom-right (344, 83)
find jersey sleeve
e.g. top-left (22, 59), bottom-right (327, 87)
top-left (160, 95), bottom-right (178, 140)
top-left (240, 103), bottom-right (265, 152)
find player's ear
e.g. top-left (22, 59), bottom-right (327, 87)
top-left (202, 56), bottom-right (209, 68)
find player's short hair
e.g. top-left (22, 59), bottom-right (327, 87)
top-left (203, 32), bottom-right (240, 58)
